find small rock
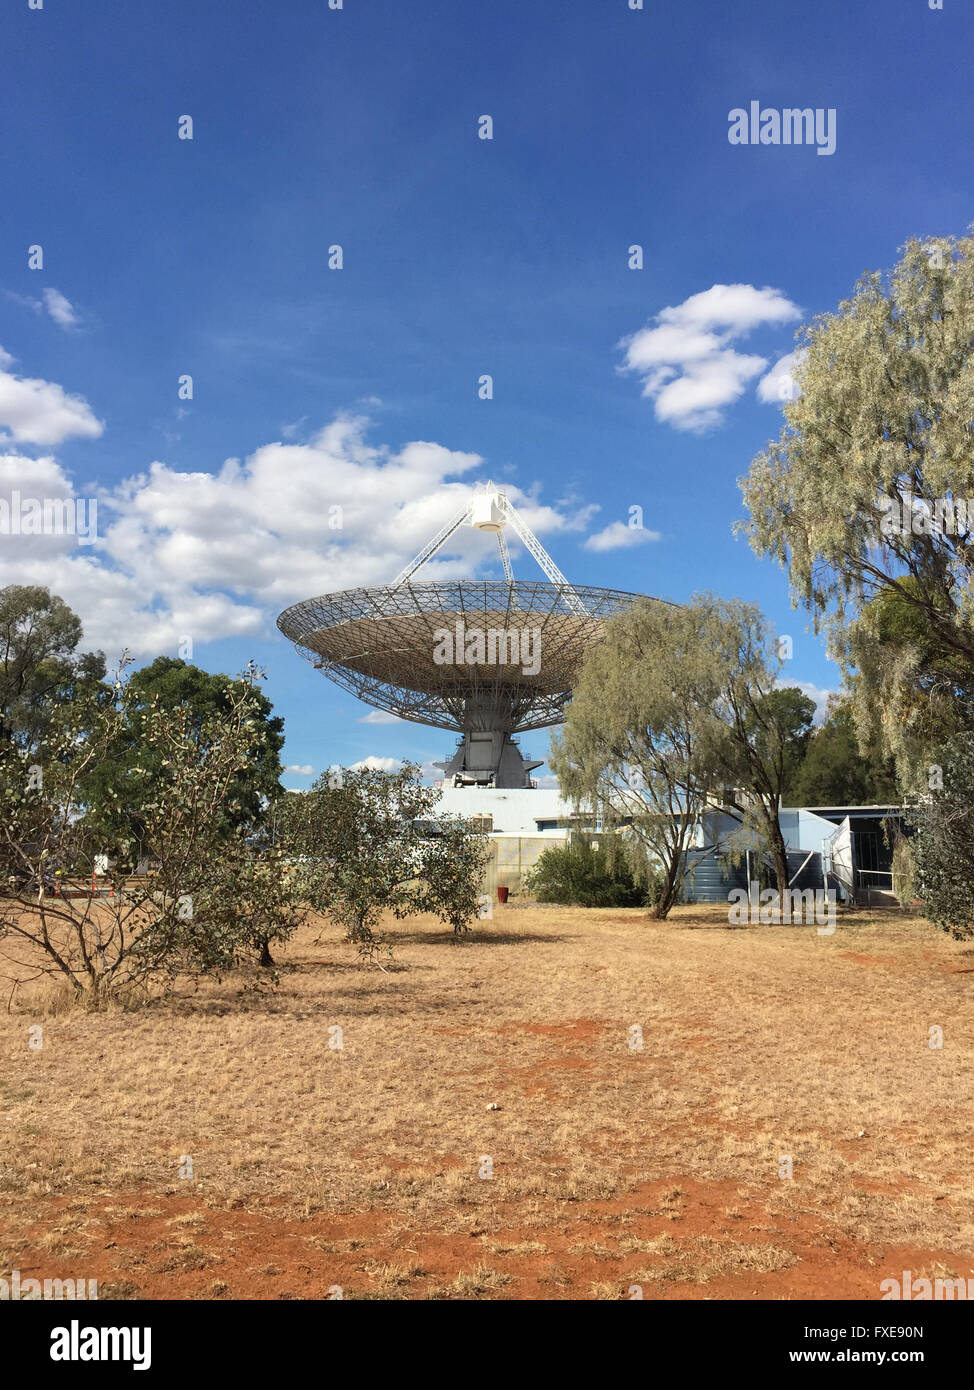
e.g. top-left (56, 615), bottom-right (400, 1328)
top-left (485, 1102), bottom-right (501, 1112)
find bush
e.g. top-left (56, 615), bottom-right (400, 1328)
top-left (276, 763), bottom-right (491, 955)
top-left (913, 733), bottom-right (974, 938)
top-left (0, 664), bottom-right (294, 1005)
top-left (526, 839), bottom-right (646, 908)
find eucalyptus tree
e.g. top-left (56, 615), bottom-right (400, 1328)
top-left (912, 731), bottom-right (974, 940)
top-left (0, 585), bottom-right (106, 753)
top-left (687, 597), bottom-right (814, 895)
top-left (788, 696), bottom-right (898, 806)
top-left (551, 596), bottom-right (811, 912)
top-left (549, 599), bottom-right (720, 919)
top-left (739, 232), bottom-right (974, 780)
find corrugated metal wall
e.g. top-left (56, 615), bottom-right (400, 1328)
top-left (484, 836), bottom-right (555, 895)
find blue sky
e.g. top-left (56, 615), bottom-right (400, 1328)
top-left (1, 0), bottom-right (970, 785)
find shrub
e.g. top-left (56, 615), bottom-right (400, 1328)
top-left (912, 733), bottom-right (974, 938)
top-left (277, 763), bottom-right (491, 956)
top-left (0, 664), bottom-right (294, 1005)
top-left (526, 839), bottom-right (646, 908)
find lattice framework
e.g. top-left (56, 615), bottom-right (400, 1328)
top-left (277, 579), bottom-right (654, 733)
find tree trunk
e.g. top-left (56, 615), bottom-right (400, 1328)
top-left (768, 817), bottom-right (790, 902)
top-left (259, 939), bottom-right (275, 967)
top-left (652, 850), bottom-right (682, 919)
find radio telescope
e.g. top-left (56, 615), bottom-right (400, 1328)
top-left (277, 484), bottom-right (654, 788)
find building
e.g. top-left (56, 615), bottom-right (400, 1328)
top-left (436, 784), bottom-right (576, 896)
top-left (437, 785), bottom-right (907, 905)
top-left (686, 804), bottom-right (906, 906)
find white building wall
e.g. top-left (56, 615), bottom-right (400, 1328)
top-left (435, 784), bottom-right (571, 836)
top-left (701, 805), bottom-right (842, 854)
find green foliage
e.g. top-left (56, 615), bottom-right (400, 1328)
top-left (278, 763), bottom-right (490, 955)
top-left (80, 656), bottom-right (285, 859)
top-left (685, 600), bottom-right (812, 894)
top-left (855, 580), bottom-right (974, 764)
top-left (739, 232), bottom-right (974, 780)
top-left (0, 664), bottom-right (295, 1003)
top-left (525, 838), bottom-right (647, 908)
top-left (747, 686), bottom-right (816, 795)
top-left (552, 594), bottom-right (807, 912)
top-left (550, 598), bottom-right (718, 920)
top-left (888, 820), bottom-right (916, 907)
top-left (787, 698), bottom-right (899, 805)
top-left (0, 584), bottom-right (106, 753)
top-left (190, 841), bottom-right (303, 973)
top-left (912, 733), bottom-right (974, 939)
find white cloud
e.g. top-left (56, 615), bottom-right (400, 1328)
top-left (349, 755), bottom-right (403, 773)
top-left (0, 453), bottom-right (95, 559)
top-left (757, 349), bottom-right (807, 405)
top-left (42, 288), bottom-right (80, 330)
top-left (0, 412), bottom-right (593, 662)
top-left (542, 498), bottom-right (601, 533)
top-left (358, 709), bottom-right (404, 724)
top-left (0, 351), bottom-right (103, 445)
top-left (583, 520), bottom-right (661, 552)
top-left (285, 764), bottom-right (315, 776)
top-left (4, 287), bottom-right (82, 331)
top-left (619, 284), bottom-right (801, 431)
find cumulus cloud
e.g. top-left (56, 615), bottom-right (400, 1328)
top-left (358, 709), bottom-right (404, 725)
top-left (418, 759), bottom-right (447, 784)
top-left (0, 413), bottom-right (592, 662)
top-left (619, 284), bottom-right (801, 431)
top-left (285, 764), bottom-right (315, 776)
top-left (583, 520), bottom-right (661, 552)
top-left (349, 755), bottom-right (403, 773)
top-left (757, 349), bottom-right (807, 405)
top-left (0, 453), bottom-right (94, 557)
top-left (0, 350), bottom-right (103, 445)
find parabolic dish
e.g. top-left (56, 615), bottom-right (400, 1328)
top-left (277, 579), bottom-right (653, 733)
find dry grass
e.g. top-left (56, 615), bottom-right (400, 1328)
top-left (1, 902), bottom-right (973, 1299)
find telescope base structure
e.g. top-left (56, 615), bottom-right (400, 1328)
top-left (434, 730), bottom-right (543, 789)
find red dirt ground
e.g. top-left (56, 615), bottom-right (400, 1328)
top-left (10, 1181), bottom-right (967, 1301)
